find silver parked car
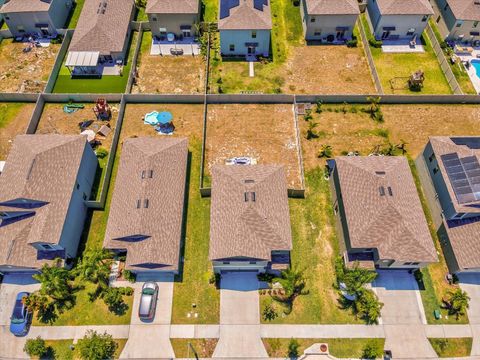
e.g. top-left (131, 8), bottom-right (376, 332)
top-left (138, 282), bottom-right (158, 321)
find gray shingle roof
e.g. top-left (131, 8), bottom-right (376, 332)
top-left (0, 135), bottom-right (89, 269)
top-left (104, 137), bottom-right (188, 272)
top-left (218, 0), bottom-right (272, 30)
top-left (446, 0), bottom-right (480, 21)
top-left (334, 156), bottom-right (437, 264)
top-left (375, 0), bottom-right (433, 15)
top-left (209, 165), bottom-right (292, 261)
top-left (0, 0), bottom-right (51, 13)
top-left (305, 0), bottom-right (359, 15)
top-left (69, 0), bottom-right (134, 55)
top-left (146, 0), bottom-right (199, 14)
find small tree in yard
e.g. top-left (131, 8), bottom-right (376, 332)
top-left (275, 267), bottom-right (308, 301)
top-left (24, 337), bottom-right (47, 358)
top-left (262, 301), bottom-right (278, 321)
top-left (444, 288), bottom-right (470, 319)
top-left (303, 109), bottom-right (313, 121)
top-left (317, 144), bottom-right (333, 158)
top-left (33, 263), bottom-right (73, 302)
top-left (77, 331), bottom-right (117, 360)
top-left (342, 263), bottom-right (377, 297)
top-left (75, 249), bottom-right (113, 286)
top-left (315, 100), bottom-right (323, 114)
top-left (354, 289), bottom-right (383, 324)
top-left (305, 121), bottom-right (319, 140)
top-left (288, 338), bottom-right (300, 358)
top-left (362, 340), bottom-right (383, 359)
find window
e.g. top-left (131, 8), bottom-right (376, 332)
top-left (152, 17), bottom-right (157, 21)
top-left (41, 244), bottom-right (54, 250)
top-left (428, 153), bottom-right (436, 162)
top-left (433, 167), bottom-right (439, 174)
top-left (314, 29), bottom-right (321, 36)
top-left (76, 182), bottom-right (80, 190)
top-left (141, 170), bottom-right (146, 179)
top-left (310, 17), bottom-right (315, 23)
top-left (223, 261), bottom-right (230, 264)
top-left (229, 44), bottom-right (235, 51)
top-left (421, 15), bottom-right (428, 22)
top-left (251, 31), bottom-right (257, 38)
top-left (148, 170), bottom-right (153, 178)
top-left (83, 193), bottom-right (87, 200)
top-left (456, 20), bottom-right (464, 27)
top-left (475, 21), bottom-right (479, 28)
top-left (249, 261), bottom-right (256, 264)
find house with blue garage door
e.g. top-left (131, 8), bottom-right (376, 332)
top-left (218, 0), bottom-right (272, 58)
top-left (0, 135), bottom-right (97, 275)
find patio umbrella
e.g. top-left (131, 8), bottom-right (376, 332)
top-left (156, 111), bottom-right (173, 125)
top-left (80, 129), bottom-right (95, 143)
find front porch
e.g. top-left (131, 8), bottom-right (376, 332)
top-left (150, 36), bottom-right (200, 56)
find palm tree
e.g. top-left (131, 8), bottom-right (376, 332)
top-left (445, 289), bottom-right (470, 319)
top-left (75, 249), bottom-right (113, 286)
top-left (396, 140), bottom-right (408, 155)
top-left (342, 262), bottom-right (377, 297)
top-left (318, 144), bottom-right (333, 158)
top-left (274, 267), bottom-right (308, 301)
top-left (305, 121), bottom-right (319, 140)
top-left (33, 264), bottom-right (72, 301)
top-left (380, 142), bottom-right (396, 156)
top-left (366, 96), bottom-right (381, 115)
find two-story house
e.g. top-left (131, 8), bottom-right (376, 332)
top-left (436, 0), bottom-right (480, 43)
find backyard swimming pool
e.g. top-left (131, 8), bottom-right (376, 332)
top-left (471, 59), bottom-right (480, 78)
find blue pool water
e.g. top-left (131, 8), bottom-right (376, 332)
top-left (471, 60), bottom-right (480, 78)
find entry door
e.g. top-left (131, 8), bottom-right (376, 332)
top-left (336, 30), bottom-right (345, 39)
top-left (247, 46), bottom-right (255, 54)
top-left (381, 31), bottom-right (390, 39)
top-left (182, 29), bottom-right (191, 38)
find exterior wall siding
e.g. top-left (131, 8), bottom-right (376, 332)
top-left (436, 0), bottom-right (480, 42)
top-left (303, 13), bottom-right (358, 41)
top-left (148, 13), bottom-right (199, 38)
top-left (220, 29), bottom-right (271, 56)
top-left (58, 143), bottom-right (97, 260)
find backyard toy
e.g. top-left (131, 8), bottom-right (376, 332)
top-left (94, 98), bottom-right (111, 120)
top-left (144, 111), bottom-right (175, 134)
top-left (63, 103), bottom-right (84, 114)
top-left (98, 125), bottom-right (112, 137)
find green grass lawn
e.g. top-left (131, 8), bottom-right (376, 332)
top-left (135, 6), bottom-right (148, 21)
top-left (409, 158), bottom-right (469, 324)
top-left (263, 338), bottom-right (385, 358)
top-left (429, 338), bottom-right (472, 358)
top-left (429, 20), bottom-right (477, 95)
top-left (52, 31), bottom-right (138, 93)
top-left (44, 338), bottom-right (127, 359)
top-left (65, 0), bottom-right (85, 29)
top-left (89, 155), bottom-right (108, 201)
top-left (171, 339), bottom-right (218, 358)
top-left (32, 281), bottom-right (133, 326)
top-left (259, 168), bottom-right (361, 324)
top-left (361, 14), bottom-right (451, 95)
top-left (171, 138), bottom-right (219, 324)
top-left (0, 103), bottom-right (27, 129)
top-left (209, 0), bottom-right (303, 93)
top-left (202, 0), bottom-right (218, 22)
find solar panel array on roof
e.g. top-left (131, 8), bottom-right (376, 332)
top-left (441, 153), bottom-right (480, 204)
top-left (220, 0), bottom-right (240, 19)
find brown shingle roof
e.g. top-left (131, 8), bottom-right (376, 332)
top-left (104, 137), bottom-right (188, 272)
top-left (305, 0), bottom-right (359, 15)
top-left (69, 0), bottom-right (134, 55)
top-left (218, 0), bottom-right (272, 30)
top-left (0, 135), bottom-right (89, 269)
top-left (209, 165), bottom-right (292, 261)
top-left (446, 0), bottom-right (480, 22)
top-left (146, 0), bottom-right (199, 14)
top-left (375, 0), bottom-right (433, 15)
top-left (335, 156), bottom-right (437, 263)
top-left (0, 0), bottom-right (51, 13)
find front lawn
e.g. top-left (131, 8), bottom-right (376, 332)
top-left (171, 339), bottom-right (218, 358)
top-left (44, 338), bottom-right (127, 359)
top-left (428, 338), bottom-right (472, 358)
top-left (171, 138), bottom-right (220, 324)
top-left (52, 31), bottom-right (138, 93)
top-left (259, 167), bottom-right (361, 324)
top-left (361, 14), bottom-right (451, 94)
top-left (263, 338), bottom-right (385, 358)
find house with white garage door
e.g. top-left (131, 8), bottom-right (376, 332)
top-left (209, 165), bottom-right (292, 273)
top-left (104, 137), bottom-right (188, 276)
top-left (0, 135), bottom-right (97, 275)
top-left (330, 156), bottom-right (438, 269)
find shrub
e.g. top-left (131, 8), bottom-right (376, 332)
top-left (288, 339), bottom-right (300, 358)
top-left (123, 270), bottom-right (136, 283)
top-left (369, 37), bottom-right (383, 48)
top-left (96, 147), bottom-right (109, 159)
top-left (346, 39), bottom-right (358, 47)
top-left (363, 340), bottom-right (383, 359)
top-left (315, 100), bottom-right (323, 114)
top-left (209, 272), bottom-right (221, 287)
top-left (262, 302), bottom-right (278, 321)
top-left (77, 331), bottom-right (117, 360)
top-left (24, 337), bottom-right (47, 357)
top-left (119, 287), bottom-right (134, 296)
top-left (354, 289), bottom-right (383, 324)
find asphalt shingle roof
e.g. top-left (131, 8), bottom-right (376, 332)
top-left (0, 135), bottom-right (89, 269)
top-left (146, 0), bottom-right (199, 14)
top-left (446, 0), bottom-right (480, 22)
top-left (305, 0), bottom-right (359, 15)
top-left (69, 0), bottom-right (134, 55)
top-left (104, 137), bottom-right (188, 272)
top-left (375, 0), bottom-right (433, 15)
top-left (335, 156), bottom-right (437, 264)
top-left (218, 0), bottom-right (272, 30)
top-left (209, 165), bottom-right (292, 261)
top-left (0, 0), bottom-right (51, 13)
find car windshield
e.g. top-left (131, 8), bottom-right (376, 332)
top-left (11, 301), bottom-right (25, 323)
top-left (142, 288), bottom-right (155, 295)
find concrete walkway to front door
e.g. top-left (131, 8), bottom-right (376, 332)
top-left (213, 272), bottom-right (268, 358)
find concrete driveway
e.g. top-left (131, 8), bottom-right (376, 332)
top-left (0, 274), bottom-right (40, 326)
top-left (458, 273), bottom-right (480, 324)
top-left (373, 270), bottom-right (426, 325)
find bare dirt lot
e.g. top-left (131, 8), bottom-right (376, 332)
top-left (0, 103), bottom-right (36, 160)
top-left (131, 33), bottom-right (205, 94)
top-left (299, 104), bottom-right (480, 171)
top-left (206, 104), bottom-right (302, 188)
top-left (0, 39), bottom-right (60, 93)
top-left (281, 45), bottom-right (375, 94)
top-left (121, 103), bottom-right (204, 142)
top-left (36, 102), bottom-right (120, 152)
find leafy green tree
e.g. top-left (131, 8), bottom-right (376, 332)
top-left (24, 337), bottom-right (47, 357)
top-left (362, 340), bottom-right (383, 359)
top-left (342, 263), bottom-right (377, 297)
top-left (317, 144), bottom-right (333, 158)
top-left (24, 292), bottom-right (49, 313)
top-left (354, 289), bottom-right (383, 324)
top-left (33, 263), bottom-right (73, 302)
top-left (75, 249), bottom-right (113, 286)
top-left (77, 331), bottom-right (117, 360)
top-left (445, 288), bottom-right (470, 319)
top-left (287, 338), bottom-right (300, 358)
